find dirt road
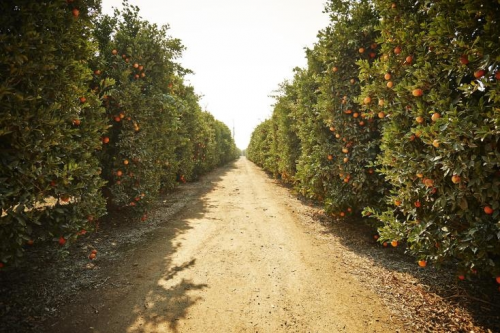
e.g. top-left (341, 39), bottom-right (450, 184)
top-left (48, 157), bottom-right (404, 332)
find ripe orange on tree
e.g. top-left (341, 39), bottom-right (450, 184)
top-left (412, 88), bottom-right (423, 97)
top-left (418, 260), bottom-right (427, 267)
top-left (484, 206), bottom-right (494, 215)
top-left (451, 175), bottom-right (461, 184)
top-left (431, 113), bottom-right (441, 122)
top-left (391, 240), bottom-right (398, 247)
top-left (72, 8), bottom-right (79, 17)
top-left (474, 69), bottom-right (485, 79)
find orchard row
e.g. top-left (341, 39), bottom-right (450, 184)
top-left (0, 0), bottom-right (239, 266)
top-left (248, 0), bottom-right (500, 280)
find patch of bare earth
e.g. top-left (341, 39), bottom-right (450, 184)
top-left (1, 157), bottom-right (499, 333)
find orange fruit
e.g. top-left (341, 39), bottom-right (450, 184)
top-left (384, 73), bottom-right (391, 80)
top-left (394, 200), bottom-right (401, 206)
top-left (496, 276), bottom-right (500, 284)
top-left (412, 89), bottom-right (423, 97)
top-left (27, 239), bottom-right (34, 246)
top-left (451, 175), bottom-right (461, 184)
top-left (353, 112), bottom-right (359, 118)
top-left (378, 99), bottom-right (385, 107)
top-left (414, 201), bottom-right (421, 208)
top-left (391, 240), bottom-right (398, 247)
top-left (370, 43), bottom-right (377, 49)
top-left (327, 155), bottom-right (333, 161)
top-left (394, 46), bottom-right (402, 55)
top-left (73, 119), bottom-right (81, 126)
top-left (359, 47), bottom-right (365, 53)
top-left (386, 81), bottom-right (394, 88)
top-left (432, 140), bottom-right (439, 148)
top-left (459, 55), bottom-right (469, 65)
top-left (484, 206), bottom-right (494, 215)
top-left (458, 275), bottom-right (465, 281)
top-left (416, 116), bottom-right (424, 124)
top-left (363, 96), bottom-right (372, 104)
top-left (496, 71), bottom-right (500, 80)
top-left (418, 260), bottom-right (427, 267)
top-left (343, 157), bottom-right (349, 163)
top-left (102, 137), bottom-right (110, 144)
top-left (89, 253), bottom-right (96, 260)
top-left (58, 237), bottom-right (66, 246)
top-left (378, 112), bottom-right (385, 119)
top-left (431, 113), bottom-right (441, 122)
top-left (474, 69), bottom-right (485, 79)
top-left (72, 8), bottom-right (80, 17)
top-left (383, 242), bottom-right (388, 247)
top-left (79, 96), bottom-right (86, 103)
top-left (423, 178), bottom-right (434, 187)
top-left (374, 235), bottom-right (379, 240)
top-left (94, 70), bottom-right (101, 75)
top-left (116, 170), bottom-right (123, 177)
top-left (332, 66), bottom-right (338, 73)
top-left (123, 159), bottom-right (129, 165)
top-left (329, 126), bottom-right (335, 132)
top-left (405, 55), bottom-right (413, 64)
top-left (111, 49), bottom-right (118, 55)
top-left (342, 148), bottom-right (349, 154)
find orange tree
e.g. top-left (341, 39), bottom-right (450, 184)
top-left (360, 0), bottom-right (500, 277)
top-left (0, 0), bottom-right (108, 265)
top-left (269, 82), bottom-right (302, 184)
top-left (92, 2), bottom-right (187, 213)
top-left (313, 0), bottom-right (387, 217)
top-left (247, 119), bottom-right (274, 169)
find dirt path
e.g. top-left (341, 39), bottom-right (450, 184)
top-left (46, 157), bottom-right (403, 332)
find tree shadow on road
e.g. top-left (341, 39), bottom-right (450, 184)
top-left (0, 162), bottom-right (238, 333)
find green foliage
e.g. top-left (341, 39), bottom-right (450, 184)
top-left (248, 0), bottom-right (500, 278)
top-left (0, 0), bottom-right (238, 267)
top-left (361, 0), bottom-right (500, 277)
top-left (0, 0), bottom-right (108, 264)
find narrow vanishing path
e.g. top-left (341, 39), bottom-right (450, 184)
top-left (48, 157), bottom-right (404, 332)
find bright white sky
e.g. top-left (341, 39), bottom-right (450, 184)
top-left (101, 0), bottom-right (330, 149)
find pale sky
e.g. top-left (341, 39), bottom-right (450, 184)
top-left (101, 0), bottom-right (330, 149)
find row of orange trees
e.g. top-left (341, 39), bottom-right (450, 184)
top-left (0, 0), bottom-right (239, 267)
top-left (248, 0), bottom-right (500, 280)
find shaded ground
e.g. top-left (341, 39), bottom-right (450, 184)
top-left (1, 157), bottom-right (499, 332)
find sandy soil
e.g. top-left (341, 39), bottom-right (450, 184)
top-left (45, 157), bottom-right (403, 333)
top-left (4, 157), bottom-right (498, 333)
